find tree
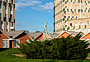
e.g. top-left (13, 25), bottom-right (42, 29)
top-left (19, 32), bottom-right (90, 59)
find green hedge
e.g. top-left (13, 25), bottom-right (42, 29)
top-left (19, 33), bottom-right (90, 59)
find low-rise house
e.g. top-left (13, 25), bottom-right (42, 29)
top-left (46, 31), bottom-right (79, 40)
top-left (29, 32), bottom-right (47, 41)
top-left (5, 30), bottom-right (33, 48)
top-left (0, 30), bottom-right (86, 48)
top-left (0, 30), bottom-right (48, 48)
top-left (0, 30), bottom-right (11, 48)
top-left (47, 33), bottom-right (60, 40)
top-left (56, 31), bottom-right (79, 38)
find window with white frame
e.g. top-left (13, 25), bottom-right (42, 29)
top-left (14, 39), bottom-right (20, 48)
top-left (3, 39), bottom-right (9, 48)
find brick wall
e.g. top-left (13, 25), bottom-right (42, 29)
top-left (36, 33), bottom-right (47, 40)
top-left (57, 32), bottom-right (73, 38)
top-left (0, 31), bottom-right (9, 48)
top-left (16, 33), bottom-right (32, 45)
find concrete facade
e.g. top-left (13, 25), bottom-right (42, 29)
top-left (0, 0), bottom-right (15, 32)
top-left (66, 18), bottom-right (90, 34)
top-left (54, 0), bottom-right (90, 34)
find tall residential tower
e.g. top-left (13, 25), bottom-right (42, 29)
top-left (0, 0), bottom-right (15, 32)
top-left (54, 0), bottom-right (90, 34)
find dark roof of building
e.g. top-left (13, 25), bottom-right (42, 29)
top-left (5, 30), bottom-right (29, 38)
top-left (0, 29), bottom-right (11, 38)
top-left (29, 32), bottom-right (43, 39)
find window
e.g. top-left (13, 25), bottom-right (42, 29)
top-left (76, 30), bottom-right (80, 32)
top-left (65, 1), bottom-right (67, 4)
top-left (70, 23), bottom-right (72, 27)
top-left (14, 40), bottom-right (16, 48)
top-left (6, 22), bottom-right (8, 31)
top-left (0, 4), bottom-right (1, 8)
top-left (5, 14), bottom-right (7, 18)
top-left (76, 11), bottom-right (78, 14)
top-left (5, 6), bottom-right (7, 14)
top-left (11, 0), bottom-right (13, 4)
top-left (68, 16), bottom-right (70, 18)
top-left (75, 22), bottom-right (78, 26)
top-left (82, 29), bottom-right (85, 32)
top-left (76, 16), bottom-right (78, 19)
top-left (6, 0), bottom-right (8, 2)
top-left (0, 13), bottom-right (1, 17)
top-left (14, 39), bottom-right (20, 48)
top-left (1, 21), bottom-right (4, 30)
top-left (72, 16), bottom-right (74, 18)
top-left (3, 40), bottom-right (9, 48)
top-left (16, 39), bottom-right (20, 48)
top-left (65, 25), bottom-right (67, 27)
top-left (64, 16), bottom-right (66, 18)
top-left (64, 11), bottom-right (66, 14)
top-left (80, 22), bottom-right (83, 26)
top-left (65, 21), bottom-right (68, 25)
top-left (65, 6), bottom-right (67, 8)
top-left (86, 21), bottom-right (89, 25)
top-left (88, 29), bottom-right (90, 33)
top-left (11, 22), bottom-right (13, 27)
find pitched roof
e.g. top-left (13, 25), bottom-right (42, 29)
top-left (65, 31), bottom-right (79, 36)
top-left (5, 30), bottom-right (28, 39)
top-left (0, 29), bottom-right (11, 39)
top-left (81, 32), bottom-right (90, 39)
top-left (47, 32), bottom-right (60, 39)
top-left (29, 32), bottom-right (43, 40)
top-left (56, 31), bottom-right (83, 38)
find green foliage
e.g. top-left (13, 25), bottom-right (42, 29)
top-left (13, 4), bottom-right (15, 8)
top-left (79, 25), bottom-right (81, 29)
top-left (73, 26), bottom-right (75, 29)
top-left (3, 2), bottom-right (5, 6)
top-left (19, 33), bottom-right (90, 59)
top-left (63, 28), bottom-right (65, 30)
top-left (3, 17), bottom-right (6, 21)
top-left (85, 25), bottom-right (87, 29)
top-left (67, 26), bottom-right (70, 30)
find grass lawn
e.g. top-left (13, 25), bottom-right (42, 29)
top-left (0, 48), bottom-right (90, 62)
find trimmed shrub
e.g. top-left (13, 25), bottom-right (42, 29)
top-left (19, 32), bottom-right (90, 59)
